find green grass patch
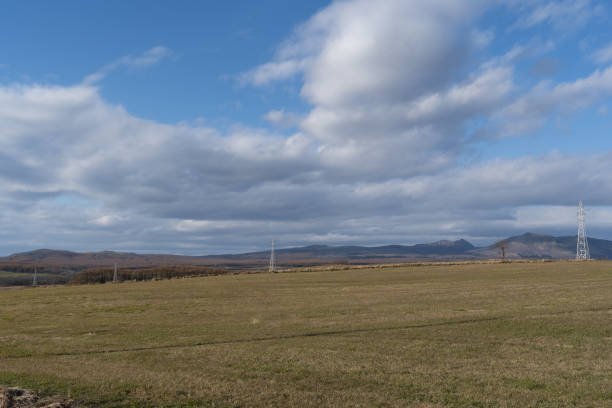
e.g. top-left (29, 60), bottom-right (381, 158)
top-left (1, 261), bottom-right (611, 407)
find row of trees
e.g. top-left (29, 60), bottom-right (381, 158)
top-left (0, 264), bottom-right (74, 274)
top-left (0, 264), bottom-right (78, 286)
top-left (69, 265), bottom-right (230, 284)
top-left (0, 273), bottom-right (68, 286)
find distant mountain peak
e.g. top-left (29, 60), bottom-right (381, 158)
top-left (3, 233), bottom-right (611, 266)
top-left (520, 232), bottom-right (552, 238)
top-left (500, 232), bottom-right (556, 244)
top-left (426, 239), bottom-right (475, 249)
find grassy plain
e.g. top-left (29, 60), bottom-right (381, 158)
top-left (0, 261), bottom-right (611, 407)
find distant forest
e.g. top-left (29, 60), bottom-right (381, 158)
top-left (69, 265), bottom-right (230, 284)
top-left (0, 264), bottom-right (232, 286)
top-left (0, 264), bottom-right (76, 286)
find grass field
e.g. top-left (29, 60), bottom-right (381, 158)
top-left (0, 261), bottom-right (611, 407)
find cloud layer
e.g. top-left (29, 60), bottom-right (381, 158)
top-left (1, 0), bottom-right (612, 255)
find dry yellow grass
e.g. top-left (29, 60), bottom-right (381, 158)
top-left (0, 261), bottom-right (611, 407)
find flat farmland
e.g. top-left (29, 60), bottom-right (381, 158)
top-left (1, 261), bottom-right (611, 407)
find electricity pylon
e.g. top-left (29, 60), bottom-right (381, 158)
top-left (576, 201), bottom-right (590, 260)
top-left (269, 240), bottom-right (276, 272)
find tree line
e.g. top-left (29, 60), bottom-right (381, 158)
top-left (0, 264), bottom-right (74, 274)
top-left (69, 265), bottom-right (230, 284)
top-left (0, 264), bottom-right (77, 286)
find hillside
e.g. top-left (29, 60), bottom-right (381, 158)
top-left (228, 239), bottom-right (476, 260)
top-left (2, 234), bottom-right (611, 270)
top-left (475, 233), bottom-right (612, 260)
top-left (1, 249), bottom-right (212, 267)
top-left (0, 239), bottom-right (477, 268)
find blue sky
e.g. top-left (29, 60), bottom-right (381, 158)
top-left (0, 1), bottom-right (325, 125)
top-left (1, 0), bottom-right (612, 255)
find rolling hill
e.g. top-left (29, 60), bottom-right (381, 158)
top-left (1, 234), bottom-right (611, 270)
top-left (472, 233), bottom-right (612, 260)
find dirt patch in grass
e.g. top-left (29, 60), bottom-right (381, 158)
top-left (0, 386), bottom-right (78, 408)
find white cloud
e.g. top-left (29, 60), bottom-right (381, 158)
top-left (496, 64), bottom-right (612, 136)
top-left (598, 104), bottom-right (608, 115)
top-left (83, 46), bottom-right (175, 85)
top-left (3, 81), bottom-right (612, 254)
top-left (471, 28), bottom-right (495, 49)
top-left (263, 109), bottom-right (302, 129)
top-left (263, 109), bottom-right (285, 124)
top-left (511, 0), bottom-right (602, 30)
top-left (242, 59), bottom-right (307, 86)
top-left (91, 214), bottom-right (124, 227)
top-left (128, 46), bottom-right (174, 67)
top-left (244, 0), bottom-right (487, 99)
top-left (265, 0), bottom-right (514, 178)
top-left (592, 42), bottom-right (612, 64)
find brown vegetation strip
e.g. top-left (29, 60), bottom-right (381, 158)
top-left (5, 305), bottom-right (611, 360)
top-left (280, 258), bottom-right (562, 273)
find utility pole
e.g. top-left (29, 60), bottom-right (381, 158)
top-left (113, 263), bottom-right (119, 282)
top-left (269, 240), bottom-right (276, 272)
top-left (576, 201), bottom-right (590, 260)
top-left (33, 266), bottom-right (38, 286)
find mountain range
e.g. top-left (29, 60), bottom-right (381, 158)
top-left (1, 233), bottom-right (610, 268)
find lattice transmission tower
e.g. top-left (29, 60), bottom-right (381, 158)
top-left (269, 240), bottom-right (276, 272)
top-left (576, 201), bottom-right (590, 260)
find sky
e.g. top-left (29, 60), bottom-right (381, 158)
top-left (1, 0), bottom-right (612, 255)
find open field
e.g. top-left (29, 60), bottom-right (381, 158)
top-left (0, 261), bottom-right (611, 407)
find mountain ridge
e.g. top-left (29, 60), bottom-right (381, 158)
top-left (2, 234), bottom-right (611, 267)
